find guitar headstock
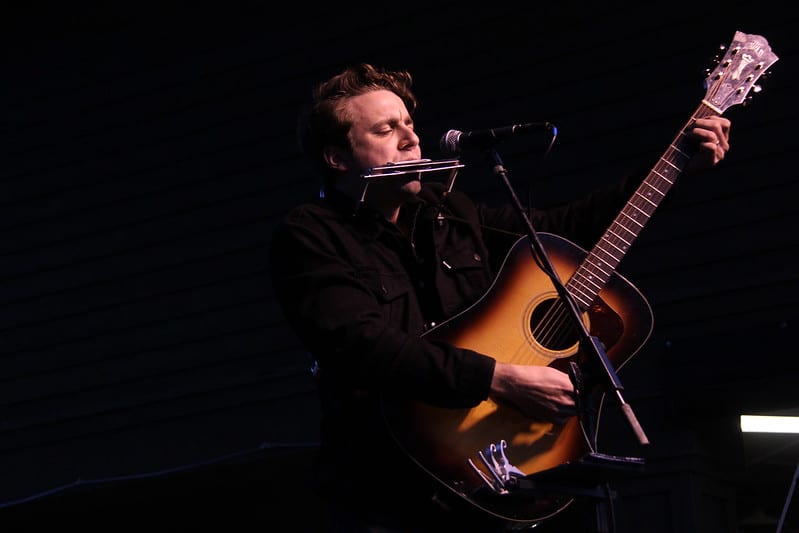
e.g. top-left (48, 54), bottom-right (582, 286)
top-left (704, 31), bottom-right (779, 113)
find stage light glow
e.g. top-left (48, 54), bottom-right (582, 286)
top-left (740, 415), bottom-right (799, 434)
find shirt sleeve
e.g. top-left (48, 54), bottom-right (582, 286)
top-left (269, 207), bottom-right (495, 408)
top-left (475, 173), bottom-right (642, 251)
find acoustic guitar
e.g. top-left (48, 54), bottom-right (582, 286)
top-left (382, 31), bottom-right (778, 527)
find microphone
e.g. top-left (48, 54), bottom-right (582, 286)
top-left (439, 122), bottom-right (554, 155)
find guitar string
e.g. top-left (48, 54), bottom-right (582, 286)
top-left (527, 113), bottom-right (704, 356)
top-left (522, 34), bottom-right (770, 360)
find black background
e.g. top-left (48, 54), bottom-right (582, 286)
top-left (1, 3), bottom-right (797, 531)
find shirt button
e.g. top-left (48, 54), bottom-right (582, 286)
top-left (473, 253), bottom-right (482, 262)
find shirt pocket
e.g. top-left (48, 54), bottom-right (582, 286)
top-left (357, 268), bottom-right (413, 325)
top-left (438, 249), bottom-right (492, 314)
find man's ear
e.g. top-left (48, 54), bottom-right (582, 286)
top-left (322, 146), bottom-right (348, 171)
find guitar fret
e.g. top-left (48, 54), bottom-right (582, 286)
top-left (638, 190), bottom-right (665, 206)
top-left (609, 222), bottom-right (636, 240)
top-left (571, 269), bottom-right (606, 295)
top-left (633, 191), bottom-right (657, 208)
top-left (646, 175), bottom-right (671, 191)
top-left (618, 211), bottom-right (644, 229)
top-left (566, 260), bottom-right (609, 309)
top-left (583, 256), bottom-right (613, 279)
top-left (660, 156), bottom-right (680, 172)
top-left (625, 202), bottom-right (649, 219)
top-left (567, 283), bottom-right (594, 308)
top-left (644, 188), bottom-right (665, 202)
top-left (586, 250), bottom-right (616, 273)
top-left (670, 141), bottom-right (691, 159)
top-left (574, 276), bottom-right (600, 298)
top-left (572, 267), bottom-right (604, 290)
top-left (601, 234), bottom-right (629, 256)
top-left (567, 274), bottom-right (592, 293)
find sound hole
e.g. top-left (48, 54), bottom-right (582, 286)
top-left (529, 297), bottom-right (580, 351)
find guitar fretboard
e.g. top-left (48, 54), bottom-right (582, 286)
top-left (567, 105), bottom-right (718, 311)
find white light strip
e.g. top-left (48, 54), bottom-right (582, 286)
top-left (740, 415), bottom-right (799, 434)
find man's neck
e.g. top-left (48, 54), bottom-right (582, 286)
top-left (332, 182), bottom-right (403, 223)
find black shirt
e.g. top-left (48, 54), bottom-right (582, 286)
top-left (269, 177), bottom-right (637, 527)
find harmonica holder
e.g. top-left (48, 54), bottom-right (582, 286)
top-left (358, 158), bottom-right (465, 207)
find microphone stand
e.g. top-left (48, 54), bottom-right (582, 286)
top-left (484, 146), bottom-right (648, 516)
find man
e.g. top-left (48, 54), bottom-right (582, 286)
top-left (269, 63), bottom-right (730, 532)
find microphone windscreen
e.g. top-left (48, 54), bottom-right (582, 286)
top-left (439, 129), bottom-right (463, 156)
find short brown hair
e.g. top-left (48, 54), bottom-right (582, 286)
top-left (296, 63), bottom-right (418, 188)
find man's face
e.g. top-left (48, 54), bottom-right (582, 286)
top-left (332, 89), bottom-right (423, 200)
top-left (345, 89), bottom-right (421, 168)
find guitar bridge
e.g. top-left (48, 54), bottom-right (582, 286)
top-left (467, 439), bottom-right (525, 494)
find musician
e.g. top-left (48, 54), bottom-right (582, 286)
top-left (269, 63), bottom-right (730, 532)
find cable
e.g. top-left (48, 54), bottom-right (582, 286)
top-left (0, 440), bottom-right (319, 511)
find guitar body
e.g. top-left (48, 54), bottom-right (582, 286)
top-left (383, 233), bottom-right (654, 524)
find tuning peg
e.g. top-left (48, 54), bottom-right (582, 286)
top-left (714, 40), bottom-right (733, 61)
top-left (740, 84), bottom-right (766, 107)
top-left (758, 69), bottom-right (774, 82)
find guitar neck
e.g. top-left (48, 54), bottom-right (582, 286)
top-left (566, 104), bottom-right (719, 312)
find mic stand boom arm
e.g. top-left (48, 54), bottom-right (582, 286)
top-left (485, 147), bottom-right (649, 450)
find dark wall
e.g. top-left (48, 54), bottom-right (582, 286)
top-left (1, 4), bottom-right (797, 531)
